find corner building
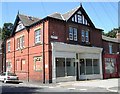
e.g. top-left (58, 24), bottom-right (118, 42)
top-left (6, 4), bottom-right (120, 83)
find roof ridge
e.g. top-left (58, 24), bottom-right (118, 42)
top-left (62, 6), bottom-right (80, 15)
top-left (48, 12), bottom-right (61, 16)
top-left (19, 13), bottom-right (40, 19)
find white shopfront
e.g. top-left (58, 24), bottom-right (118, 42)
top-left (51, 42), bottom-right (103, 83)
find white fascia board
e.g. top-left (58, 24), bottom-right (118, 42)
top-left (51, 42), bottom-right (103, 54)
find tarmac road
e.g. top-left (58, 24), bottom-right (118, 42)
top-left (0, 78), bottom-right (119, 93)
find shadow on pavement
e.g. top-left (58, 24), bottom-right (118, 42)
top-left (1, 84), bottom-right (43, 94)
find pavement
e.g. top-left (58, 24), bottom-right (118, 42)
top-left (19, 78), bottom-right (120, 92)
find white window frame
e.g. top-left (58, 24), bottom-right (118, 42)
top-left (78, 14), bottom-right (82, 23)
top-left (77, 11), bottom-right (82, 14)
top-left (35, 29), bottom-right (41, 44)
top-left (81, 30), bottom-right (85, 42)
top-left (8, 41), bottom-right (10, 52)
top-left (81, 30), bottom-right (89, 43)
top-left (69, 27), bottom-right (73, 40)
top-left (109, 43), bottom-right (113, 54)
top-left (85, 31), bottom-right (89, 43)
top-left (84, 18), bottom-right (87, 25)
top-left (75, 14), bottom-right (77, 22)
top-left (72, 17), bottom-right (74, 22)
top-left (16, 36), bottom-right (25, 50)
top-left (74, 28), bottom-right (77, 41)
top-left (69, 27), bottom-right (78, 41)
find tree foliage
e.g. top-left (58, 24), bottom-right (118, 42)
top-left (2, 23), bottom-right (13, 40)
top-left (0, 27), bottom-right (2, 40)
top-left (103, 28), bottom-right (120, 38)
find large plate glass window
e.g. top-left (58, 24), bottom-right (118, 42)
top-left (105, 58), bottom-right (116, 74)
top-left (56, 58), bottom-right (65, 77)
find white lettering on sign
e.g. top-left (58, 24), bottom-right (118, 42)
top-left (51, 35), bottom-right (58, 39)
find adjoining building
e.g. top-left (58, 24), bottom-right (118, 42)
top-left (5, 4), bottom-right (120, 83)
top-left (102, 34), bottom-right (120, 79)
top-left (0, 40), bottom-right (2, 72)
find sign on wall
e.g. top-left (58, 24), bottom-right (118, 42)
top-left (34, 56), bottom-right (43, 71)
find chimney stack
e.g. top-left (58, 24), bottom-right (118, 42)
top-left (116, 29), bottom-right (120, 39)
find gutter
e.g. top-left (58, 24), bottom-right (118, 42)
top-left (43, 21), bottom-right (45, 83)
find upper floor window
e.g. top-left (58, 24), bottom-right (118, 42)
top-left (69, 27), bottom-right (77, 41)
top-left (71, 10), bottom-right (90, 26)
top-left (72, 17), bottom-right (74, 22)
top-left (16, 21), bottom-right (25, 32)
top-left (16, 36), bottom-right (25, 50)
top-left (77, 15), bottom-right (82, 23)
top-left (8, 41), bottom-right (10, 52)
top-left (109, 43), bottom-right (113, 54)
top-left (35, 29), bottom-right (41, 44)
top-left (84, 19), bottom-right (87, 25)
top-left (74, 28), bottom-right (77, 41)
top-left (81, 30), bottom-right (89, 43)
top-left (20, 36), bottom-right (25, 49)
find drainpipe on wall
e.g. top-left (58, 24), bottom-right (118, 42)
top-left (14, 36), bottom-right (15, 73)
top-left (43, 21), bottom-right (45, 84)
top-left (4, 40), bottom-right (6, 72)
top-left (27, 28), bottom-right (30, 82)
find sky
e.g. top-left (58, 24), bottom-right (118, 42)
top-left (1, 2), bottom-right (119, 33)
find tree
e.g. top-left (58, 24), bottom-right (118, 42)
top-left (103, 28), bottom-right (119, 38)
top-left (1, 23), bottom-right (13, 72)
top-left (2, 23), bottom-right (13, 40)
top-left (0, 27), bottom-right (2, 40)
top-left (119, 27), bottom-right (120, 33)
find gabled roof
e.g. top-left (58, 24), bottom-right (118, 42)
top-left (11, 14), bottom-right (40, 36)
top-left (11, 4), bottom-right (98, 36)
top-left (62, 6), bottom-right (79, 21)
top-left (48, 12), bottom-right (64, 21)
top-left (62, 5), bottom-right (95, 28)
top-left (18, 14), bottom-right (40, 26)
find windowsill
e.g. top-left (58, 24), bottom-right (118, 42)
top-left (35, 42), bottom-right (42, 46)
top-left (8, 51), bottom-right (11, 53)
top-left (16, 47), bottom-right (25, 51)
top-left (69, 39), bottom-right (78, 41)
top-left (81, 42), bottom-right (91, 46)
top-left (34, 70), bottom-right (42, 72)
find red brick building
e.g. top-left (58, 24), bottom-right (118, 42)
top-left (6, 5), bottom-right (120, 83)
top-left (102, 35), bottom-right (120, 79)
top-left (0, 40), bottom-right (2, 72)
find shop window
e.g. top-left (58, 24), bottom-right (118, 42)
top-left (105, 58), bottom-right (116, 74)
top-left (93, 59), bottom-right (100, 74)
top-left (56, 58), bottom-right (75, 77)
top-left (66, 58), bottom-right (75, 76)
top-left (80, 59), bottom-right (85, 75)
top-left (86, 59), bottom-right (92, 75)
top-left (80, 59), bottom-right (100, 75)
top-left (34, 56), bottom-right (43, 71)
top-left (56, 58), bottom-right (65, 77)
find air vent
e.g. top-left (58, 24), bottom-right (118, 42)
top-left (28, 16), bottom-right (34, 21)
